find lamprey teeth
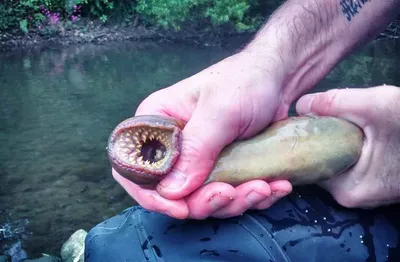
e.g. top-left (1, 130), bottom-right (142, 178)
top-left (115, 125), bottom-right (175, 167)
top-left (123, 148), bottom-right (131, 153)
top-left (129, 150), bottom-right (138, 156)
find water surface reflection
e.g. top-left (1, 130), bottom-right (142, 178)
top-left (0, 38), bottom-right (399, 257)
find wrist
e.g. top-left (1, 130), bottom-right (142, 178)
top-left (244, 1), bottom-right (347, 104)
top-left (242, 0), bottom-right (399, 111)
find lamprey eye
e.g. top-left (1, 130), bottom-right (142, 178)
top-left (107, 115), bottom-right (184, 188)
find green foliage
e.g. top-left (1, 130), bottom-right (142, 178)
top-left (135, 0), bottom-right (196, 30)
top-left (19, 19), bottom-right (29, 33)
top-left (203, 0), bottom-right (263, 32)
top-left (0, 0), bottom-right (276, 34)
top-left (0, 0), bottom-right (66, 32)
top-left (77, 0), bottom-right (113, 22)
top-left (135, 0), bottom-right (263, 31)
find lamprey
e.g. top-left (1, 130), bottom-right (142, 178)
top-left (107, 115), bottom-right (364, 188)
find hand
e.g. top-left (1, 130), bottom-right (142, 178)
top-left (112, 51), bottom-right (293, 220)
top-left (296, 85), bottom-right (400, 209)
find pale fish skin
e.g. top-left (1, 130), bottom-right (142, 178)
top-left (204, 115), bottom-right (364, 187)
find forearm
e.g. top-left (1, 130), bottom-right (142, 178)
top-left (244, 0), bottom-right (400, 108)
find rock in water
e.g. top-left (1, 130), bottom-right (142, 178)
top-left (4, 241), bottom-right (27, 262)
top-left (60, 229), bottom-right (87, 262)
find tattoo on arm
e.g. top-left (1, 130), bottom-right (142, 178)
top-left (340, 0), bottom-right (370, 21)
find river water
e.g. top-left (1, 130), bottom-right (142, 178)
top-left (0, 38), bottom-right (399, 258)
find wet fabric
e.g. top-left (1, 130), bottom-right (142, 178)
top-left (84, 186), bottom-right (400, 262)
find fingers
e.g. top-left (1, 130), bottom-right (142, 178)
top-left (296, 85), bottom-right (400, 209)
top-left (295, 85), bottom-right (400, 128)
top-left (185, 180), bottom-right (292, 219)
top-left (251, 180), bottom-right (293, 210)
top-left (112, 169), bottom-right (189, 219)
top-left (296, 88), bottom-right (370, 128)
top-left (156, 91), bottom-right (241, 200)
top-left (185, 182), bottom-right (236, 220)
top-left (135, 78), bottom-right (199, 121)
top-left (210, 180), bottom-right (272, 218)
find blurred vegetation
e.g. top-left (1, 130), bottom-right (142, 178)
top-left (0, 0), bottom-right (398, 40)
top-left (0, 0), bottom-right (284, 34)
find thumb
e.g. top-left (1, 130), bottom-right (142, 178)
top-left (156, 94), bottom-right (240, 200)
top-left (295, 87), bottom-right (381, 128)
top-left (295, 85), bottom-right (400, 207)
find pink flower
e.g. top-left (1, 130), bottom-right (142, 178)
top-left (49, 13), bottom-right (60, 24)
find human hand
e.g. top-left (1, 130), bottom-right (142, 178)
top-left (112, 51), bottom-right (293, 220)
top-left (296, 85), bottom-right (400, 209)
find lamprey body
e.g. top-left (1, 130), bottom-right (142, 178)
top-left (107, 115), bottom-right (364, 188)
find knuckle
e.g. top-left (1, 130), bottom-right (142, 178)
top-left (138, 194), bottom-right (157, 211)
top-left (332, 190), bottom-right (362, 208)
top-left (182, 136), bottom-right (206, 160)
top-left (330, 185), bottom-right (371, 209)
top-left (311, 88), bottom-right (341, 115)
top-left (383, 85), bottom-right (400, 114)
top-left (135, 90), bottom-right (165, 113)
top-left (370, 85), bottom-right (400, 124)
top-left (180, 133), bottom-right (219, 168)
top-left (335, 196), bottom-right (358, 209)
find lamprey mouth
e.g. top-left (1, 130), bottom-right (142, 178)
top-left (107, 115), bottom-right (184, 188)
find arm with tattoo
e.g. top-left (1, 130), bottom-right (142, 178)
top-left (244, 0), bottom-right (400, 114)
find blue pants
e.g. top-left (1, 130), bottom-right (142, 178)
top-left (84, 186), bottom-right (400, 261)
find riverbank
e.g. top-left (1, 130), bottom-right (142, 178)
top-left (1, 18), bottom-right (399, 53)
top-left (0, 18), bottom-right (255, 52)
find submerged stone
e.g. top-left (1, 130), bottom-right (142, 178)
top-left (60, 229), bottom-right (87, 262)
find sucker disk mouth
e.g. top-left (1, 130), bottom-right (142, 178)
top-left (113, 126), bottom-right (171, 168)
top-left (107, 115), bottom-right (183, 187)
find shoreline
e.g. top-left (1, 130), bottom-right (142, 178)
top-left (0, 21), bottom-right (255, 52)
top-left (1, 16), bottom-right (398, 52)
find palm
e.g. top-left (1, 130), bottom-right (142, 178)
top-left (114, 53), bottom-right (293, 219)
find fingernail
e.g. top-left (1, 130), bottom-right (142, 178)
top-left (297, 94), bottom-right (315, 114)
top-left (271, 190), bottom-right (290, 197)
top-left (252, 190), bottom-right (291, 210)
top-left (159, 170), bottom-right (187, 190)
top-left (157, 209), bottom-right (180, 219)
top-left (267, 190), bottom-right (289, 204)
top-left (209, 195), bottom-right (231, 210)
top-left (246, 191), bottom-right (267, 206)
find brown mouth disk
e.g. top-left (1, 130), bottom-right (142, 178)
top-left (107, 115), bottom-right (183, 188)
